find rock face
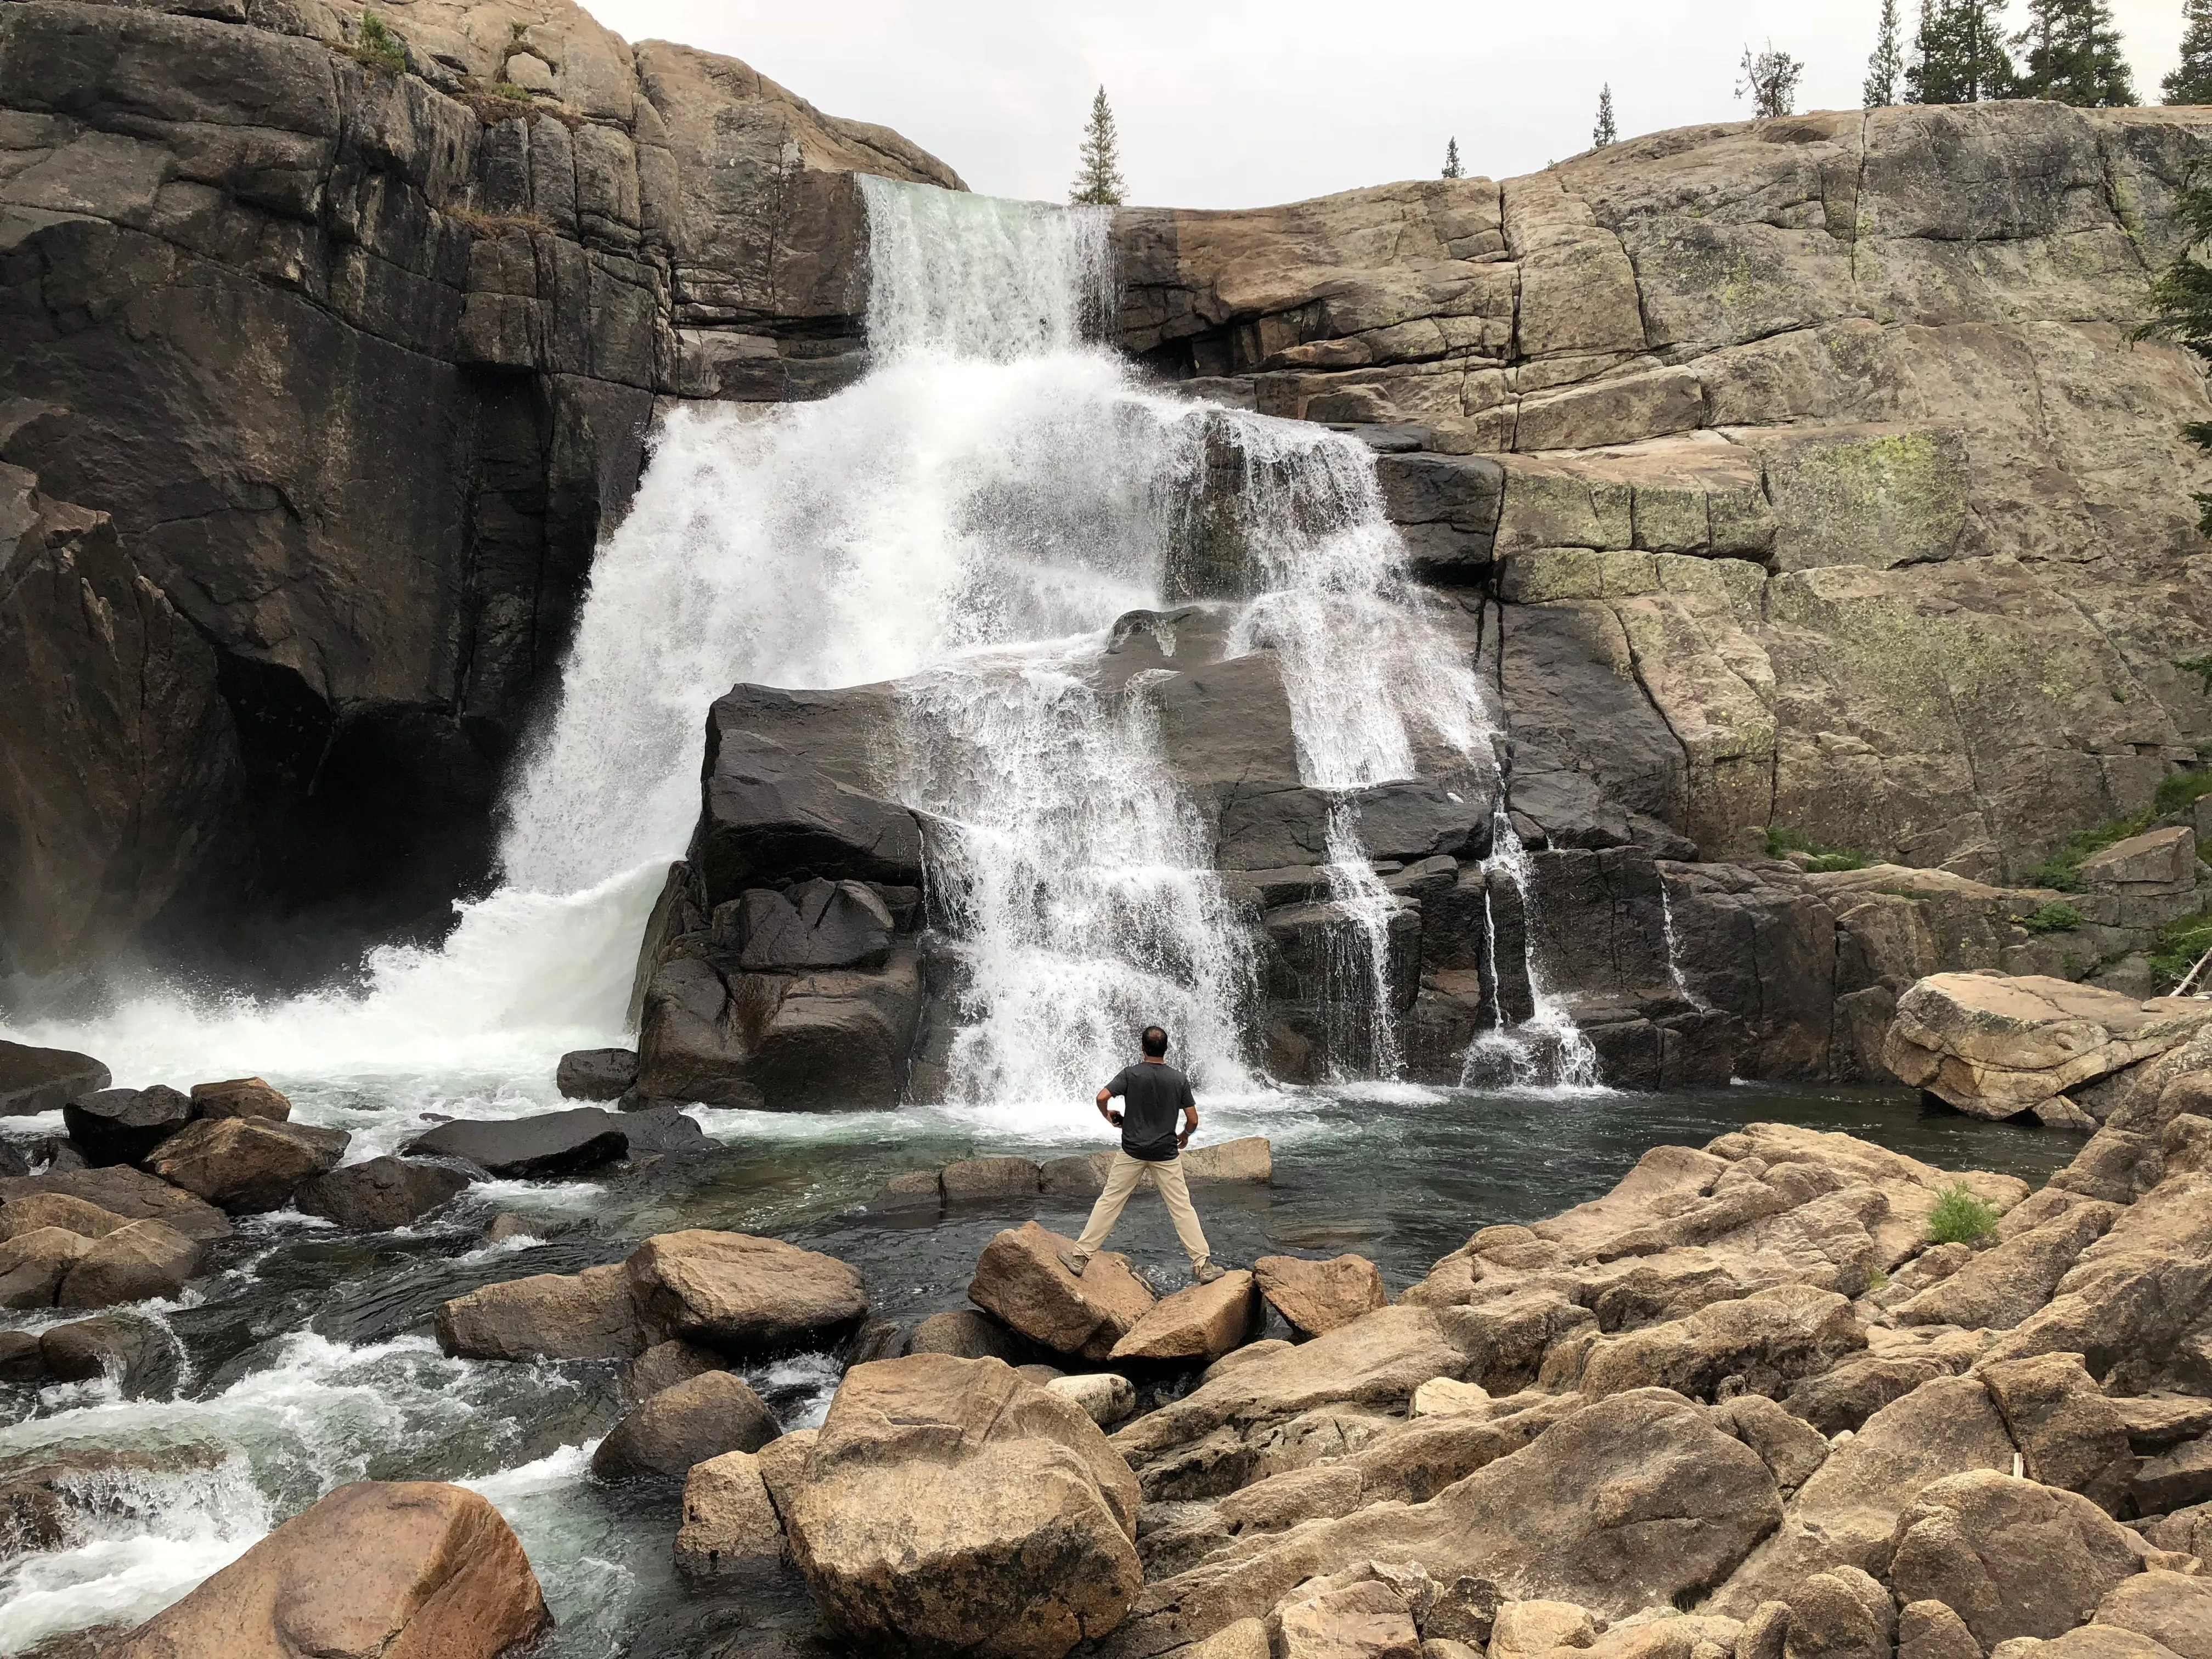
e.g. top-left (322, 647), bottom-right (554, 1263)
top-left (0, 0), bottom-right (960, 980)
top-left (1119, 104), bottom-right (2212, 889)
top-left (781, 1355), bottom-right (1142, 1659)
top-left (107, 1480), bottom-right (549, 1659)
top-left (1886, 975), bottom-right (2212, 1122)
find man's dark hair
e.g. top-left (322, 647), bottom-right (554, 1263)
top-left (1141, 1025), bottom-right (1169, 1058)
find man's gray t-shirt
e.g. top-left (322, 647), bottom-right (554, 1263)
top-left (1105, 1062), bottom-right (1194, 1161)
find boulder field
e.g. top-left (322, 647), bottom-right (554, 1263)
top-left (318, 1096), bottom-right (2207, 1659)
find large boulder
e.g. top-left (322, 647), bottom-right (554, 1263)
top-left (2095, 1571), bottom-right (2212, 1659)
top-left (0, 1041), bottom-right (108, 1115)
top-left (57, 1218), bottom-right (200, 1307)
top-left (1885, 975), bottom-right (2212, 1123)
top-left (434, 1263), bottom-right (648, 1362)
top-left (0, 1166), bottom-right (229, 1241)
top-left (676, 1449), bottom-right (787, 1586)
top-left (1888, 1470), bottom-right (2172, 1648)
top-left (782, 1355), bottom-right (1142, 1659)
top-left (626, 1230), bottom-right (868, 1355)
top-left (1978, 1351), bottom-right (2135, 1510)
top-left (0, 1192), bottom-right (129, 1240)
top-left (294, 1158), bottom-right (471, 1230)
top-left (590, 1370), bottom-right (780, 1483)
top-left (187, 1079), bottom-right (291, 1121)
top-left (1253, 1254), bottom-right (1390, 1335)
top-left (1110, 1271), bottom-right (1262, 1362)
top-left (106, 1480), bottom-right (549, 1659)
top-left (0, 1225), bottom-right (87, 1308)
top-left (403, 1109), bottom-right (629, 1178)
top-left (142, 1118), bottom-right (347, 1213)
top-left (969, 1222), bottom-right (1156, 1361)
top-left (62, 1086), bottom-right (193, 1166)
top-left (1097, 1389), bottom-right (1779, 1656)
top-left (555, 1049), bottom-right (639, 1102)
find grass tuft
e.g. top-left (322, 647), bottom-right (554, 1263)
top-left (2022, 902), bottom-right (2085, 934)
top-left (349, 11), bottom-right (406, 74)
top-left (1927, 1182), bottom-right (2000, 1246)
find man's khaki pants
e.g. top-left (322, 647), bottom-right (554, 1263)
top-left (1071, 1150), bottom-right (1211, 1268)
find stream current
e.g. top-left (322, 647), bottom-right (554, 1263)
top-left (0, 183), bottom-right (2080, 1654)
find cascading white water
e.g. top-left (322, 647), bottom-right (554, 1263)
top-left (893, 648), bottom-right (1257, 1102)
top-left (1463, 809), bottom-right (1602, 1090)
top-left (4, 171), bottom-right (1598, 1100)
top-left (1660, 877), bottom-right (1708, 1013)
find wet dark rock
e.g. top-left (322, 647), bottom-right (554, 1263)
top-left (404, 1108), bottom-right (628, 1178)
top-left (294, 1158), bottom-right (471, 1231)
top-left (0, 1166), bottom-right (230, 1241)
top-left (40, 1313), bottom-right (180, 1397)
top-left (0, 1042), bottom-right (109, 1116)
top-left (625, 1339), bottom-right (724, 1401)
top-left (724, 880), bottom-right (894, 970)
top-left (614, 1104), bottom-right (719, 1159)
top-left (1372, 452), bottom-right (1503, 578)
top-left (556, 1049), bottom-right (639, 1102)
top-left (591, 1370), bottom-right (781, 1483)
top-left (902, 1308), bottom-right (1042, 1365)
top-left (63, 1086), bottom-right (193, 1167)
top-left (692, 685), bottom-right (925, 906)
top-left (143, 1118), bottom-right (348, 1214)
top-left (0, 1329), bottom-right (41, 1383)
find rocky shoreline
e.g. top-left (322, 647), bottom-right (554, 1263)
top-left (5, 1022), bottom-right (2208, 1658)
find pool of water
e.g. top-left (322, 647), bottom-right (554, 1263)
top-left (0, 1077), bottom-right (2080, 1657)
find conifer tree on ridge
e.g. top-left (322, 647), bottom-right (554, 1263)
top-left (1443, 137), bottom-right (1464, 178)
top-left (1866, 0), bottom-right (1905, 107)
top-left (1070, 86), bottom-right (1125, 206)
top-left (1907, 0), bottom-right (2015, 103)
top-left (1737, 42), bottom-right (1804, 118)
top-left (2168, 0), bottom-right (2212, 104)
top-left (2012, 0), bottom-right (2136, 106)
top-left (1593, 84), bottom-right (1618, 147)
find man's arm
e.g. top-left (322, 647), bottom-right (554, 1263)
top-left (1177, 1077), bottom-right (1198, 1149)
top-left (1095, 1075), bottom-right (1122, 1126)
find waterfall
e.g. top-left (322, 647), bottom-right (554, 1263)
top-left (7, 175), bottom-right (1601, 1099)
top-left (1463, 809), bottom-right (1601, 1090)
top-left (1660, 877), bottom-right (1708, 1013)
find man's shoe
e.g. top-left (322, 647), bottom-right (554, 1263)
top-left (1057, 1249), bottom-right (1088, 1279)
top-left (1192, 1260), bottom-right (1225, 1285)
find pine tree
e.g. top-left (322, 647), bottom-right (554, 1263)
top-left (1443, 137), bottom-right (1464, 178)
top-left (2168, 0), bottom-right (2212, 103)
top-left (1070, 87), bottom-right (1125, 206)
top-left (1866, 0), bottom-right (1905, 106)
top-left (2132, 164), bottom-right (2212, 533)
top-left (1593, 83), bottom-right (1618, 147)
top-left (1906, 0), bottom-right (2015, 104)
top-left (1737, 42), bottom-right (1804, 119)
top-left (2013, 0), bottom-right (2136, 106)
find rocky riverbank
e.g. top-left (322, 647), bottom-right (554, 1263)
top-left (9, 1027), bottom-right (2203, 1658)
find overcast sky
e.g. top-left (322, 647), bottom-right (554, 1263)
top-left (586, 1), bottom-right (2198, 210)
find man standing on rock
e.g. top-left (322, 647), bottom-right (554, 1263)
top-left (1059, 1025), bottom-right (1224, 1285)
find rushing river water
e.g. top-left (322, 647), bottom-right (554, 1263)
top-left (0, 178), bottom-right (2093, 1656)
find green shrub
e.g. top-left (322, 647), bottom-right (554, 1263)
top-left (1763, 827), bottom-right (1870, 871)
top-left (494, 80), bottom-right (531, 101)
top-left (2152, 908), bottom-right (2212, 991)
top-left (2177, 654), bottom-right (2212, 694)
top-left (2156, 767), bottom-right (2212, 818)
top-left (1926, 1182), bottom-right (2000, 1246)
top-left (353, 11), bottom-right (406, 73)
top-left (2022, 902), bottom-right (2085, 934)
top-left (2033, 809), bottom-right (2155, 891)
